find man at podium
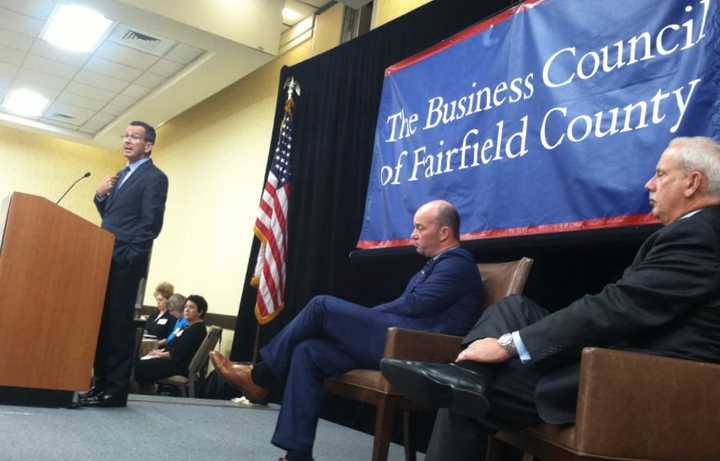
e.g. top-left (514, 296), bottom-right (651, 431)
top-left (80, 121), bottom-right (169, 407)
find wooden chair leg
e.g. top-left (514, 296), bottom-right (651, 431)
top-left (402, 409), bottom-right (416, 461)
top-left (372, 395), bottom-right (397, 461)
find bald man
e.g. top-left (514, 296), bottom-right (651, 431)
top-left (211, 200), bottom-right (484, 461)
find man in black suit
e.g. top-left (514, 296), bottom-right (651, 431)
top-left (381, 136), bottom-right (720, 460)
top-left (81, 121), bottom-right (168, 407)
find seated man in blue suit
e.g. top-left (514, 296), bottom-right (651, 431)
top-left (211, 199), bottom-right (484, 461)
top-left (381, 136), bottom-right (720, 461)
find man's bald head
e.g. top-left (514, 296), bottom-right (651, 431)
top-left (411, 200), bottom-right (461, 257)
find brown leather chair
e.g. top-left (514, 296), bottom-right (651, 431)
top-left (324, 257), bottom-right (534, 461)
top-left (486, 347), bottom-right (720, 461)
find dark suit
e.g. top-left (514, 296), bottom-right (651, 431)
top-left (427, 207), bottom-right (720, 460)
top-left (262, 247), bottom-right (484, 454)
top-left (93, 159), bottom-right (168, 399)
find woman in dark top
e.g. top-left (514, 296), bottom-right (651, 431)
top-left (134, 294), bottom-right (208, 388)
top-left (144, 281), bottom-right (177, 339)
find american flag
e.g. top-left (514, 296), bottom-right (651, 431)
top-left (252, 84), bottom-right (297, 324)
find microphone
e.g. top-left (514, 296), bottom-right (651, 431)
top-left (56, 171), bottom-right (92, 205)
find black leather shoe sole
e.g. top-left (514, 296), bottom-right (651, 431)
top-left (381, 359), bottom-right (490, 419)
top-left (381, 359), bottom-right (454, 408)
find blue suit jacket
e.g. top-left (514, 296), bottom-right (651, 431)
top-left (94, 159), bottom-right (168, 265)
top-left (374, 247), bottom-right (484, 336)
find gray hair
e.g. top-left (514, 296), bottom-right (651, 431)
top-left (669, 136), bottom-right (720, 197)
top-left (168, 293), bottom-right (187, 314)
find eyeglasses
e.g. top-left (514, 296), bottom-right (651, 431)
top-left (120, 133), bottom-right (146, 142)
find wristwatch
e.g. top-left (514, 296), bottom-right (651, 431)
top-left (497, 333), bottom-right (517, 357)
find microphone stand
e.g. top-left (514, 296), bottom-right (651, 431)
top-left (56, 172), bottom-right (92, 205)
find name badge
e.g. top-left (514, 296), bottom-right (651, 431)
top-left (158, 318), bottom-right (168, 325)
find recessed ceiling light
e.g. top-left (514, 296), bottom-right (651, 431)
top-left (282, 7), bottom-right (303, 23)
top-left (3, 89), bottom-right (49, 118)
top-left (41, 4), bottom-right (113, 53)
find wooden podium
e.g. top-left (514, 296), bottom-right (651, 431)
top-left (0, 192), bottom-right (114, 406)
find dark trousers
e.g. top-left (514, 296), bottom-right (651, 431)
top-left (134, 358), bottom-right (182, 383)
top-left (93, 254), bottom-right (146, 399)
top-left (426, 295), bottom-right (550, 461)
top-left (260, 295), bottom-right (398, 453)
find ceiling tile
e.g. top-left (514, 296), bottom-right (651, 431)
top-left (57, 91), bottom-right (107, 111)
top-left (85, 56), bottom-right (143, 81)
top-left (122, 83), bottom-right (150, 99)
top-left (147, 59), bottom-right (184, 77)
top-left (0, 45), bottom-right (25, 66)
top-left (111, 93), bottom-right (138, 108)
top-left (29, 40), bottom-right (90, 67)
top-left (94, 41), bottom-right (158, 70)
top-left (0, 60), bottom-right (18, 79)
top-left (81, 112), bottom-right (115, 133)
top-left (0, 28), bottom-right (34, 52)
top-left (46, 101), bottom-right (94, 126)
top-left (164, 43), bottom-right (204, 64)
top-left (39, 117), bottom-right (78, 130)
top-left (74, 69), bottom-right (128, 92)
top-left (0, 7), bottom-right (44, 36)
top-left (65, 81), bottom-right (115, 104)
top-left (134, 72), bottom-right (164, 90)
top-left (0, 0), bottom-right (55, 19)
top-left (23, 54), bottom-right (80, 79)
top-left (15, 68), bottom-right (68, 91)
top-left (102, 103), bottom-right (129, 117)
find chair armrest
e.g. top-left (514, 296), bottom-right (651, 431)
top-left (383, 327), bottom-right (463, 363)
top-left (574, 347), bottom-right (720, 460)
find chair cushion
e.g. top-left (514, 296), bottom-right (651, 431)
top-left (331, 369), bottom-right (392, 394)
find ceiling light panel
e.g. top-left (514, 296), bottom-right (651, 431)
top-left (41, 4), bottom-right (113, 53)
top-left (3, 88), bottom-right (49, 117)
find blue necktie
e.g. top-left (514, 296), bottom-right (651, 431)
top-left (116, 166), bottom-right (131, 190)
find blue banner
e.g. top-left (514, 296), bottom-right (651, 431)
top-left (358, 0), bottom-right (720, 249)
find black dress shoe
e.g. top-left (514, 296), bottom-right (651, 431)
top-left (381, 358), bottom-right (490, 419)
top-left (78, 386), bottom-right (104, 401)
top-left (80, 393), bottom-right (127, 408)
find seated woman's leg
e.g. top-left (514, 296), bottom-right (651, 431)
top-left (134, 358), bottom-right (179, 384)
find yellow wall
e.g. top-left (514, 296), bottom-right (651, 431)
top-left (0, 125), bottom-right (119, 224)
top-left (372, 0), bottom-right (432, 29)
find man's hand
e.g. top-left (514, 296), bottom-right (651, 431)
top-left (456, 338), bottom-right (511, 363)
top-left (97, 175), bottom-right (118, 196)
